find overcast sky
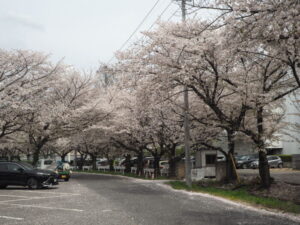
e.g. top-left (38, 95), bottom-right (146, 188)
top-left (0, 0), bottom-right (182, 70)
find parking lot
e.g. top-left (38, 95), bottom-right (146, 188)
top-left (0, 174), bottom-right (151, 225)
top-left (1, 173), bottom-right (299, 225)
top-left (0, 181), bottom-right (86, 225)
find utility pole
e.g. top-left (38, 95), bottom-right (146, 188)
top-left (178, 0), bottom-right (192, 187)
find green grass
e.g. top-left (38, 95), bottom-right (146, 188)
top-left (74, 169), bottom-right (170, 180)
top-left (167, 181), bottom-right (300, 214)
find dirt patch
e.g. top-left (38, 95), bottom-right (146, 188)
top-left (239, 176), bottom-right (300, 204)
top-left (250, 181), bottom-right (300, 204)
top-left (197, 177), bottom-right (300, 205)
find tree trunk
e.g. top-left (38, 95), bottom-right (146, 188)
top-left (31, 136), bottom-right (48, 166)
top-left (106, 154), bottom-right (114, 172)
top-left (124, 154), bottom-right (131, 173)
top-left (153, 155), bottom-right (161, 178)
top-left (258, 151), bottom-right (271, 188)
top-left (136, 150), bottom-right (144, 176)
top-left (61, 154), bottom-right (66, 162)
top-left (32, 147), bottom-right (41, 166)
top-left (79, 153), bottom-right (85, 170)
top-left (168, 145), bottom-right (179, 178)
top-left (91, 155), bottom-right (97, 170)
top-left (26, 153), bottom-right (31, 162)
top-left (226, 130), bottom-right (237, 182)
top-left (257, 107), bottom-right (271, 188)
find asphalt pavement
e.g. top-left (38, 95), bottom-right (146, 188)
top-left (0, 173), bottom-right (299, 225)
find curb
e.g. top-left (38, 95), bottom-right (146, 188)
top-left (157, 183), bottom-right (300, 223)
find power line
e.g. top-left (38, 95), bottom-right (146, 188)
top-left (167, 8), bottom-right (180, 22)
top-left (139, 1), bottom-right (177, 44)
top-left (107, 0), bottom-right (161, 64)
top-left (145, 1), bottom-right (174, 32)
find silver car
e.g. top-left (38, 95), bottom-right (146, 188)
top-left (267, 155), bottom-right (283, 168)
top-left (250, 155), bottom-right (283, 169)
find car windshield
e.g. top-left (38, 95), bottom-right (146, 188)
top-left (19, 162), bottom-right (34, 170)
top-left (249, 156), bottom-right (256, 160)
top-left (239, 156), bottom-right (249, 160)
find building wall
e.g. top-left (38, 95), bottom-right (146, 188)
top-left (280, 97), bottom-right (300, 155)
top-left (215, 135), bottom-right (255, 156)
top-left (217, 97), bottom-right (300, 156)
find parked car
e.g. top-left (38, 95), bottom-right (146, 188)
top-left (55, 162), bottom-right (71, 181)
top-left (250, 155), bottom-right (283, 169)
top-left (0, 161), bottom-right (58, 189)
top-left (96, 159), bottom-right (108, 166)
top-left (159, 161), bottom-right (169, 169)
top-left (236, 154), bottom-right (258, 169)
top-left (217, 155), bottom-right (226, 162)
top-left (37, 159), bottom-right (56, 170)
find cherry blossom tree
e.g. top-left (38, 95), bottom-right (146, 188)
top-left (112, 17), bottom-right (298, 185)
top-left (119, 22), bottom-right (252, 181)
top-left (50, 137), bottom-right (73, 162)
top-left (108, 40), bottom-right (224, 178)
top-left (21, 68), bottom-right (108, 166)
top-left (192, 0), bottom-right (300, 86)
top-left (0, 49), bottom-right (62, 139)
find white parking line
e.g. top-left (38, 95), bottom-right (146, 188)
top-left (1, 203), bottom-right (84, 212)
top-left (0, 198), bottom-right (30, 203)
top-left (102, 209), bottom-right (112, 212)
top-left (0, 193), bottom-right (81, 203)
top-left (0, 194), bottom-right (31, 198)
top-left (0, 215), bottom-right (24, 220)
top-left (11, 190), bottom-right (80, 195)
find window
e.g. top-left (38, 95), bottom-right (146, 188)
top-left (0, 164), bottom-right (7, 172)
top-left (19, 162), bottom-right (33, 170)
top-left (268, 156), bottom-right (277, 160)
top-left (44, 160), bottom-right (53, 165)
top-left (206, 155), bottom-right (216, 165)
top-left (7, 164), bottom-right (21, 172)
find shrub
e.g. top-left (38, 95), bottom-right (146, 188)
top-left (275, 154), bottom-right (292, 162)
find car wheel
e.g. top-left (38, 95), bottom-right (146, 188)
top-left (242, 164), bottom-right (247, 169)
top-left (64, 178), bottom-right (69, 182)
top-left (27, 178), bottom-right (41, 189)
top-left (278, 163), bottom-right (283, 168)
top-left (0, 184), bottom-right (7, 189)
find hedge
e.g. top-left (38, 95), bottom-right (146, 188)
top-left (275, 154), bottom-right (292, 162)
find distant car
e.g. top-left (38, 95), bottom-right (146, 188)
top-left (236, 155), bottom-right (258, 169)
top-left (217, 155), bottom-right (226, 162)
top-left (37, 159), bottom-right (56, 170)
top-left (267, 155), bottom-right (283, 168)
top-left (96, 159), bottom-right (109, 167)
top-left (250, 155), bottom-right (283, 169)
top-left (159, 161), bottom-right (169, 169)
top-left (0, 161), bottom-right (58, 189)
top-left (55, 162), bottom-right (71, 181)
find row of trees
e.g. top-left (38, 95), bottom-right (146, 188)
top-left (1, 0), bottom-right (299, 188)
top-left (0, 50), bottom-right (110, 166)
top-left (100, 0), bottom-right (300, 187)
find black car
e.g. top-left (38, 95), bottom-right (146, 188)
top-left (236, 154), bottom-right (258, 169)
top-left (0, 161), bottom-right (58, 189)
